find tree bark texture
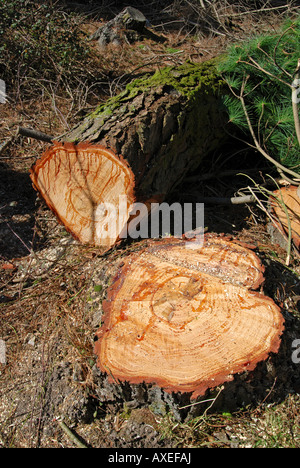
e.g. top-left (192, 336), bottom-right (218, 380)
top-left (62, 60), bottom-right (226, 201)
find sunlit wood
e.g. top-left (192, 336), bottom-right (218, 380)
top-left (30, 142), bottom-right (135, 247)
top-left (95, 236), bottom-right (284, 398)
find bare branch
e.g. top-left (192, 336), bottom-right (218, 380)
top-left (17, 126), bottom-right (54, 143)
top-left (219, 4), bottom-right (296, 18)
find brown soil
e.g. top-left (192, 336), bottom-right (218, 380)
top-left (0, 2), bottom-right (299, 448)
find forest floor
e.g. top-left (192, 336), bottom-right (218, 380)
top-left (0, 1), bottom-right (300, 448)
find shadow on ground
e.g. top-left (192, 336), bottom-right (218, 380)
top-left (0, 163), bottom-right (38, 260)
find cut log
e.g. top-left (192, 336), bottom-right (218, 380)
top-left (30, 61), bottom-right (227, 247)
top-left (94, 235), bottom-right (284, 403)
top-left (271, 185), bottom-right (300, 249)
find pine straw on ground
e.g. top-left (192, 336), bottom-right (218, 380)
top-left (1, 213), bottom-right (300, 448)
top-left (1, 1), bottom-right (300, 448)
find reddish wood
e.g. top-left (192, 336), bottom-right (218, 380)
top-left (94, 235), bottom-right (284, 398)
top-left (30, 142), bottom-right (135, 247)
top-left (271, 185), bottom-right (300, 248)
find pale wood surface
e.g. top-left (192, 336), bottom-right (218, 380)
top-left (30, 142), bottom-right (135, 247)
top-left (95, 236), bottom-right (284, 398)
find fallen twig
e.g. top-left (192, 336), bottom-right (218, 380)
top-left (0, 213), bottom-right (33, 255)
top-left (17, 126), bottom-right (54, 143)
top-left (197, 194), bottom-right (256, 205)
top-left (55, 418), bottom-right (88, 448)
top-left (219, 4), bottom-right (296, 18)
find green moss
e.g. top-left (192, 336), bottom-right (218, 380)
top-left (125, 60), bottom-right (223, 96)
top-left (89, 60), bottom-right (224, 120)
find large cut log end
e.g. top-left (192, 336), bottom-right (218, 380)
top-left (30, 142), bottom-right (135, 247)
top-left (94, 237), bottom-right (284, 399)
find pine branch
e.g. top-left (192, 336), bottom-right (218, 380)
top-left (240, 57), bottom-right (292, 88)
top-left (233, 77), bottom-right (300, 183)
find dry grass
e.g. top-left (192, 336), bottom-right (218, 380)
top-left (1, 0), bottom-right (300, 448)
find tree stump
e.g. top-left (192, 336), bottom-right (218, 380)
top-left (30, 61), bottom-right (227, 247)
top-left (93, 235), bottom-right (284, 417)
top-left (90, 7), bottom-right (149, 47)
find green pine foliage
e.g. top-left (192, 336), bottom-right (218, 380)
top-left (217, 17), bottom-right (300, 170)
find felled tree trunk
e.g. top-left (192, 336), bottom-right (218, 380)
top-left (93, 235), bottom-right (284, 420)
top-left (30, 61), bottom-right (227, 247)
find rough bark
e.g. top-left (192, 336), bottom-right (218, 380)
top-left (61, 61), bottom-right (226, 199)
top-left (93, 235), bottom-right (284, 417)
top-left (30, 61), bottom-right (227, 247)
